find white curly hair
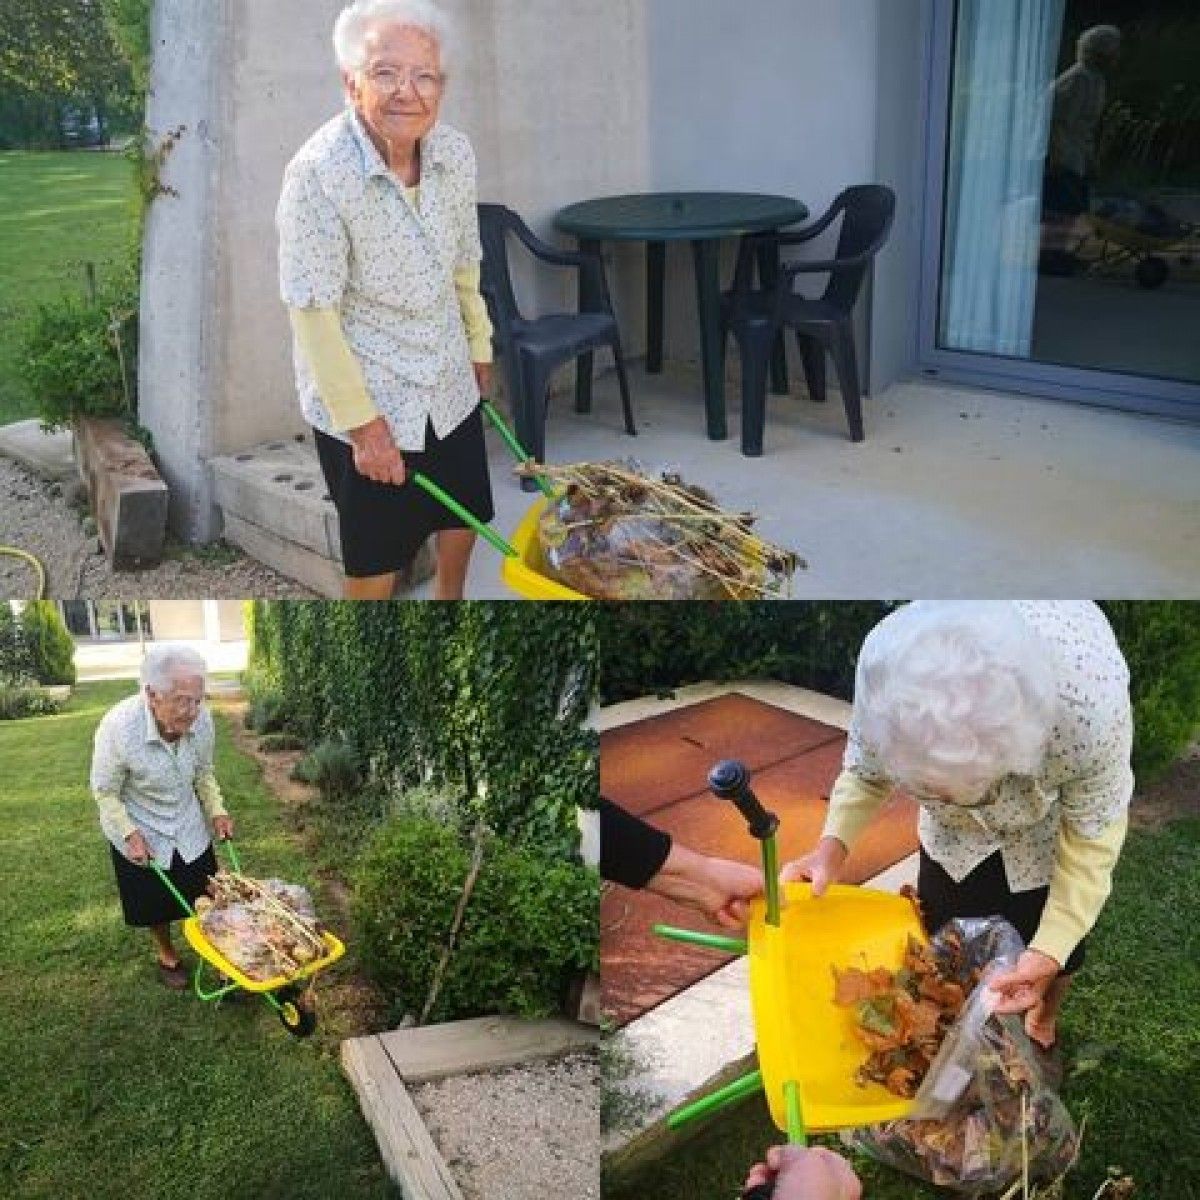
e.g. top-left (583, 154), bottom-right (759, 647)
top-left (140, 644), bottom-right (207, 693)
top-left (853, 602), bottom-right (1060, 803)
top-left (333, 0), bottom-right (456, 74)
top-left (1078, 25), bottom-right (1121, 66)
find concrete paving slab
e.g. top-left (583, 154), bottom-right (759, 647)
top-left (0, 420), bottom-right (75, 483)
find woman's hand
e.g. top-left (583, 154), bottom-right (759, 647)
top-left (212, 815), bottom-right (234, 842)
top-left (349, 416), bottom-right (406, 485)
top-left (648, 843), bottom-right (764, 929)
top-left (744, 1146), bottom-right (862, 1200)
top-left (473, 361), bottom-right (493, 398)
top-left (987, 949), bottom-right (1060, 1015)
top-left (780, 836), bottom-right (849, 897)
top-left (125, 830), bottom-right (151, 865)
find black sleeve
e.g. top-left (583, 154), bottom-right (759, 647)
top-left (600, 797), bottom-right (672, 889)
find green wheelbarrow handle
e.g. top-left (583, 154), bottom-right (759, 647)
top-left (144, 837), bottom-right (241, 919)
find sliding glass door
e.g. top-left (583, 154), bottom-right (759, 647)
top-left (921, 0), bottom-right (1200, 416)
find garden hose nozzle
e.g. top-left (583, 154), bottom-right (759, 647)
top-left (709, 759), bottom-right (782, 926)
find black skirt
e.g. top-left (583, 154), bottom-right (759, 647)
top-left (110, 843), bottom-right (218, 927)
top-left (315, 408), bottom-right (494, 579)
top-left (918, 847), bottom-right (1086, 975)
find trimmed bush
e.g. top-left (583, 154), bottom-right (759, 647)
top-left (292, 739), bottom-right (363, 804)
top-left (19, 602), bottom-right (76, 685)
top-left (0, 606), bottom-right (35, 684)
top-left (353, 817), bottom-right (599, 1023)
top-left (0, 685), bottom-right (62, 721)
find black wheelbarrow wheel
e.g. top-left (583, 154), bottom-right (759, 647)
top-left (276, 985), bottom-right (317, 1038)
top-left (1135, 256), bottom-right (1169, 289)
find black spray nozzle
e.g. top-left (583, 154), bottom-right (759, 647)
top-left (708, 759), bottom-right (779, 841)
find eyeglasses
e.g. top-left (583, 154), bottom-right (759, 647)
top-left (157, 691), bottom-right (203, 712)
top-left (364, 66), bottom-right (444, 99)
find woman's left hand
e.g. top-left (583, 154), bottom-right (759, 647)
top-left (212, 815), bottom-right (234, 842)
top-left (987, 948), bottom-right (1060, 1014)
top-left (473, 361), bottom-right (493, 397)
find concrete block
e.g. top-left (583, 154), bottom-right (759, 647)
top-left (73, 416), bottom-right (169, 568)
top-left (211, 434), bottom-right (435, 595)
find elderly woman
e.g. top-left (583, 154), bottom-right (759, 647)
top-left (277, 0), bottom-right (493, 600)
top-left (784, 601), bottom-right (1132, 1051)
top-left (91, 646), bottom-right (233, 990)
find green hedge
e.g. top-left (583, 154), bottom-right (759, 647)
top-left (245, 601), bottom-right (598, 858)
top-left (354, 817), bottom-right (598, 1023)
top-left (598, 602), bottom-right (1200, 785)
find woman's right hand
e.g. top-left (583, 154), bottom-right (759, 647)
top-left (780, 836), bottom-right (848, 897)
top-left (744, 1146), bottom-right (862, 1200)
top-left (349, 416), bottom-right (406, 486)
top-left (125, 830), bottom-right (151, 865)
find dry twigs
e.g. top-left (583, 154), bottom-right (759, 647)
top-left (525, 461), bottom-right (804, 600)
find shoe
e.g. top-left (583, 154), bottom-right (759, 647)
top-left (158, 960), bottom-right (189, 991)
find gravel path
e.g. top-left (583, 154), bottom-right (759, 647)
top-left (0, 455), bottom-right (314, 598)
top-left (413, 1052), bottom-right (599, 1200)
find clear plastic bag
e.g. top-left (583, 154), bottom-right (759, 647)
top-left (843, 918), bottom-right (1078, 1195)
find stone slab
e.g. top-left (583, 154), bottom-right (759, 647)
top-left (220, 512), bottom-right (345, 599)
top-left (377, 1015), bottom-right (598, 1084)
top-left (341, 1036), bottom-right (464, 1200)
top-left (73, 416), bottom-right (169, 568)
top-left (0, 419), bottom-right (76, 482)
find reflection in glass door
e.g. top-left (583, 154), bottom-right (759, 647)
top-left (934, 0), bottom-right (1200, 396)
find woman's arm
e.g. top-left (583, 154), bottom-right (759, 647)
top-left (454, 263), bottom-right (493, 364)
top-left (288, 307), bottom-right (378, 432)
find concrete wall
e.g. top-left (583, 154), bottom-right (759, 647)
top-left (140, 0), bottom-right (648, 541)
top-left (645, 0), bottom-right (881, 367)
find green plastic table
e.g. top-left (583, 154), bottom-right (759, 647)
top-left (554, 192), bottom-right (809, 440)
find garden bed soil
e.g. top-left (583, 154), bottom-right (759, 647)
top-left (412, 1052), bottom-right (600, 1200)
top-left (1130, 744), bottom-right (1200, 830)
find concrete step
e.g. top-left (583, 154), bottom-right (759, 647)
top-left (210, 433), bottom-right (433, 597)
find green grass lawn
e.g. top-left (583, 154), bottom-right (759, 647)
top-left (0, 151), bottom-right (138, 425)
top-left (605, 817), bottom-right (1200, 1199)
top-left (0, 681), bottom-right (395, 1200)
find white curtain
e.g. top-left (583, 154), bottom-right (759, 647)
top-left (941, 0), bottom-right (1066, 357)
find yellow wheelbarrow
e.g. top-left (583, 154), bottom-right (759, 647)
top-left (149, 839), bottom-right (345, 1038)
top-left (654, 760), bottom-right (925, 1171)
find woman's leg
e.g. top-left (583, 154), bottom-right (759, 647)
top-left (148, 922), bottom-right (179, 967)
top-left (344, 572), bottom-right (398, 600)
top-left (434, 529), bottom-right (476, 600)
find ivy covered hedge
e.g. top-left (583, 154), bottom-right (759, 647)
top-left (246, 601), bottom-right (598, 857)
top-left (598, 602), bottom-right (1200, 784)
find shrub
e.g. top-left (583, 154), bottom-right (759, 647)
top-left (244, 688), bottom-right (299, 736)
top-left (0, 607), bottom-right (34, 685)
top-left (21, 275), bottom-right (139, 430)
top-left (1101, 602), bottom-right (1200, 784)
top-left (354, 817), bottom-right (599, 1023)
top-left (0, 685), bottom-right (62, 721)
top-left (19, 602), bottom-right (76, 685)
top-left (257, 732), bottom-right (307, 753)
top-left (292, 739), bottom-right (363, 804)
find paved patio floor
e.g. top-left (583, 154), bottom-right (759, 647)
top-left (435, 361), bottom-right (1200, 599)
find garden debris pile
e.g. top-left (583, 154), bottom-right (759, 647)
top-left (195, 870), bottom-right (325, 982)
top-left (842, 918), bottom-right (1079, 1195)
top-left (833, 927), bottom-right (983, 1098)
top-left (526, 461), bottom-right (802, 600)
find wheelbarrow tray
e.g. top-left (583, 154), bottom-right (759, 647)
top-left (748, 882), bottom-right (926, 1134)
top-left (501, 495), bottom-right (588, 600)
top-left (181, 918), bottom-right (346, 994)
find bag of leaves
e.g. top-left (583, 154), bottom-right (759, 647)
top-left (195, 870), bottom-right (325, 982)
top-left (531, 461), bottom-right (800, 600)
top-left (841, 917), bottom-right (1078, 1195)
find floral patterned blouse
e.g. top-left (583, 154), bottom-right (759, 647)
top-left (277, 111), bottom-right (484, 451)
top-left (842, 601), bottom-right (1133, 890)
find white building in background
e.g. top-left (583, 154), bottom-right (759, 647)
top-left (59, 599), bottom-right (246, 643)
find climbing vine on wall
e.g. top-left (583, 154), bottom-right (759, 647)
top-left (246, 601), bottom-right (598, 857)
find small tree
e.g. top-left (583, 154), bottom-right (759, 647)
top-left (19, 602), bottom-right (76, 685)
top-left (0, 606), bottom-right (35, 684)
